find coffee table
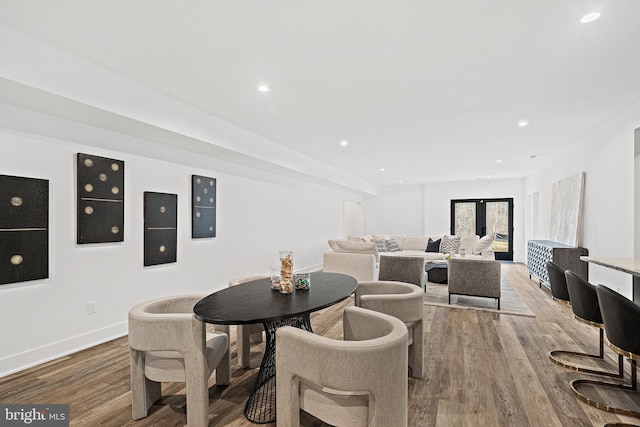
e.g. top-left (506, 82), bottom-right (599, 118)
top-left (425, 261), bottom-right (448, 284)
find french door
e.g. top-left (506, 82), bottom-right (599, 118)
top-left (451, 198), bottom-right (514, 261)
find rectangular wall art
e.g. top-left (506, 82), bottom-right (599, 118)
top-left (0, 174), bottom-right (49, 285)
top-left (549, 172), bottom-right (586, 246)
top-left (191, 175), bottom-right (216, 238)
top-left (144, 192), bottom-right (177, 266)
top-left (77, 153), bottom-right (124, 244)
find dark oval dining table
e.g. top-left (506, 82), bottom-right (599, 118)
top-left (194, 271), bottom-right (358, 424)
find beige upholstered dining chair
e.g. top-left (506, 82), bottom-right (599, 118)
top-left (228, 275), bottom-right (268, 368)
top-left (355, 280), bottom-right (424, 378)
top-left (128, 295), bottom-right (231, 427)
top-left (276, 306), bottom-right (408, 427)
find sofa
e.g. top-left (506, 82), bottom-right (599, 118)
top-left (322, 234), bottom-right (495, 281)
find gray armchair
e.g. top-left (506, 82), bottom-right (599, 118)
top-left (276, 306), bottom-right (408, 427)
top-left (378, 255), bottom-right (426, 289)
top-left (229, 275), bottom-right (267, 368)
top-left (448, 258), bottom-right (501, 309)
top-left (128, 295), bottom-right (230, 427)
top-left (355, 280), bottom-right (424, 378)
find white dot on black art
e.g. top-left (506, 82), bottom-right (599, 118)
top-left (111, 187), bottom-right (119, 195)
top-left (84, 159), bottom-right (93, 167)
top-left (84, 184), bottom-right (93, 192)
top-left (85, 206), bottom-right (94, 215)
top-left (203, 188), bottom-right (208, 194)
top-left (99, 173), bottom-right (107, 182)
top-left (196, 212), bottom-right (201, 218)
top-left (111, 226), bottom-right (119, 234)
top-left (10, 196), bottom-right (23, 207)
top-left (160, 206), bottom-right (166, 213)
top-left (111, 163), bottom-right (119, 171)
top-left (196, 178), bottom-right (202, 184)
top-left (159, 245), bottom-right (166, 253)
top-left (210, 180), bottom-right (214, 186)
top-left (10, 255), bottom-right (23, 265)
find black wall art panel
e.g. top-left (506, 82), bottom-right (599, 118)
top-left (0, 174), bottom-right (49, 285)
top-left (77, 153), bottom-right (124, 244)
top-left (191, 175), bottom-right (216, 238)
top-left (144, 192), bottom-right (177, 266)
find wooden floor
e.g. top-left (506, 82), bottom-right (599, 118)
top-left (1, 263), bottom-right (639, 426)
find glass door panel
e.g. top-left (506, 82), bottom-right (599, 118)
top-left (454, 202), bottom-right (476, 238)
top-left (486, 201), bottom-right (509, 254)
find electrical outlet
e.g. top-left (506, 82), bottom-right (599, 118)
top-left (87, 301), bottom-right (97, 315)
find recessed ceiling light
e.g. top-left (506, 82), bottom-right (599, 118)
top-left (581, 12), bottom-right (601, 23)
top-left (496, 159), bottom-right (503, 163)
top-left (486, 174), bottom-right (492, 179)
top-left (340, 140), bottom-right (348, 147)
top-left (257, 85), bottom-right (270, 92)
top-left (380, 168), bottom-right (385, 172)
top-left (398, 180), bottom-right (403, 184)
top-left (518, 120), bottom-right (529, 127)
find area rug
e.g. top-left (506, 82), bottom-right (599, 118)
top-left (424, 276), bottom-right (535, 317)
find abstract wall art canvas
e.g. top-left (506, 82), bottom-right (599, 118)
top-left (191, 175), bottom-right (216, 238)
top-left (77, 153), bottom-right (124, 244)
top-left (549, 172), bottom-right (586, 246)
top-left (144, 192), bottom-right (177, 266)
top-left (0, 174), bottom-right (49, 285)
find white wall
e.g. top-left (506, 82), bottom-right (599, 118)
top-left (525, 101), bottom-right (640, 299)
top-left (363, 184), bottom-right (425, 236)
top-left (423, 178), bottom-right (526, 261)
top-left (0, 125), bottom-right (356, 376)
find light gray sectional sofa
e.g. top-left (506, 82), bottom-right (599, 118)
top-left (323, 234), bottom-right (495, 281)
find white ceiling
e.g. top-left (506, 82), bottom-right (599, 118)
top-left (1, 0), bottom-right (640, 186)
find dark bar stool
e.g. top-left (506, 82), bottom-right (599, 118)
top-left (571, 285), bottom-right (640, 417)
top-left (547, 261), bottom-right (570, 304)
top-left (548, 271), bottom-right (623, 377)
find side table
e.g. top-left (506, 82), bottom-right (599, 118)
top-left (425, 261), bottom-right (448, 284)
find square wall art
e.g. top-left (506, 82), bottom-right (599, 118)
top-left (0, 174), bottom-right (49, 285)
top-left (77, 153), bottom-right (124, 244)
top-left (192, 175), bottom-right (216, 238)
top-left (144, 192), bottom-right (177, 266)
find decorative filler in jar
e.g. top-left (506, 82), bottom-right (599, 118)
top-left (295, 271), bottom-right (311, 290)
top-left (279, 250), bottom-right (294, 294)
top-left (270, 266), bottom-right (281, 290)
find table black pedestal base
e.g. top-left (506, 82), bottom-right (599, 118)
top-left (244, 314), bottom-right (313, 424)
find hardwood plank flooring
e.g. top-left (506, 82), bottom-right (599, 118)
top-left (1, 263), bottom-right (639, 426)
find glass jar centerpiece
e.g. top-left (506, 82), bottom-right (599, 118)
top-left (279, 250), bottom-right (294, 294)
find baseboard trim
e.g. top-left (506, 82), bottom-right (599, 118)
top-left (0, 322), bottom-right (128, 378)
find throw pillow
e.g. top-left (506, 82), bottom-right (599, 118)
top-left (458, 235), bottom-right (479, 255)
top-left (439, 235), bottom-right (461, 254)
top-left (385, 238), bottom-right (402, 252)
top-left (334, 240), bottom-right (377, 254)
top-left (402, 236), bottom-right (429, 250)
top-left (426, 238), bottom-right (441, 252)
top-left (473, 235), bottom-right (494, 254)
top-left (372, 238), bottom-right (388, 252)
